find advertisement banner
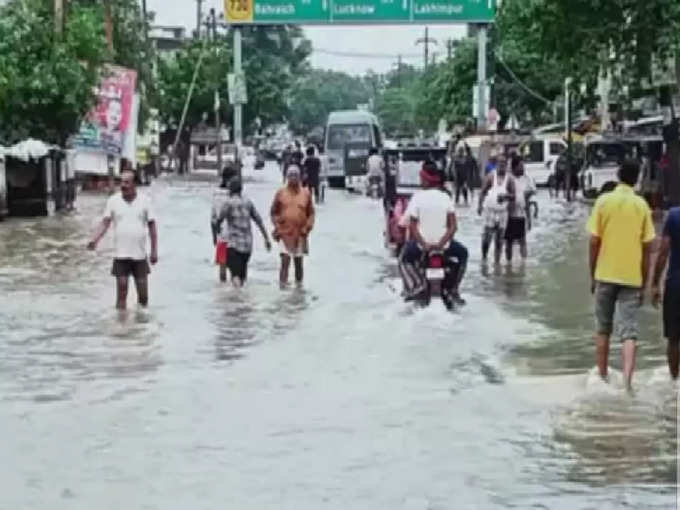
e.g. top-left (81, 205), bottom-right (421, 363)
top-left (72, 65), bottom-right (138, 155)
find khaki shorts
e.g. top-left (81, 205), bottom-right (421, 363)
top-left (595, 282), bottom-right (640, 341)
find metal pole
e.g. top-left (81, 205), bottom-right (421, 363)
top-left (234, 26), bottom-right (243, 148)
top-left (54, 0), bottom-right (64, 36)
top-left (104, 0), bottom-right (114, 52)
top-left (565, 77), bottom-right (573, 202)
top-left (476, 25), bottom-right (487, 132)
top-left (172, 38), bottom-right (209, 158)
top-left (196, 0), bottom-right (204, 39)
top-left (424, 27), bottom-right (429, 71)
top-left (397, 54), bottom-right (402, 88)
top-left (141, 0), bottom-right (149, 47)
top-left (211, 9), bottom-right (222, 173)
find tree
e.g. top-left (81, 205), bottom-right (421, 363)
top-left (157, 26), bottom-right (312, 138)
top-left (523, 0), bottom-right (680, 203)
top-left (373, 63), bottom-right (426, 136)
top-left (414, 40), bottom-right (477, 130)
top-left (156, 39), bottom-right (232, 133)
top-left (288, 69), bottom-right (371, 134)
top-left (494, 0), bottom-right (564, 123)
top-left (0, 0), bottom-right (107, 145)
top-left (74, 0), bottom-right (156, 130)
top-left (524, 0), bottom-right (680, 88)
top-left (375, 87), bottom-right (419, 136)
top-left (242, 25), bottom-right (312, 130)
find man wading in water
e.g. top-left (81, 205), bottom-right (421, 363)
top-left (88, 170), bottom-right (158, 309)
top-left (587, 159), bottom-right (655, 390)
top-left (652, 205), bottom-right (680, 380)
top-left (478, 153), bottom-right (515, 264)
top-left (270, 165), bottom-right (315, 288)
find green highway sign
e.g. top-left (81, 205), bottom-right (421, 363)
top-left (225, 0), bottom-right (496, 24)
top-left (411, 0), bottom-right (495, 22)
top-left (331, 0), bottom-right (410, 22)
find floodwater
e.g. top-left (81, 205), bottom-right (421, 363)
top-left (0, 163), bottom-right (676, 509)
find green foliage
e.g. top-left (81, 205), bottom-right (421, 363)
top-left (417, 42), bottom-right (478, 128)
top-left (242, 25), bottom-right (312, 130)
top-left (526, 0), bottom-right (680, 91)
top-left (74, 0), bottom-right (157, 130)
top-left (157, 26), bottom-right (312, 136)
top-left (373, 64), bottom-right (426, 136)
top-left (494, 0), bottom-right (564, 121)
top-left (156, 39), bottom-right (232, 132)
top-left (288, 69), bottom-right (372, 134)
top-left (0, 0), bottom-right (107, 145)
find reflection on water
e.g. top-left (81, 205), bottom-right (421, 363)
top-left (554, 369), bottom-right (677, 486)
top-left (0, 173), bottom-right (675, 509)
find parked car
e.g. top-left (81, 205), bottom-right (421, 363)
top-left (197, 144), bottom-right (240, 171)
top-left (518, 136), bottom-right (567, 187)
top-left (579, 139), bottom-right (627, 199)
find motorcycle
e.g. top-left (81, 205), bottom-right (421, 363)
top-left (254, 151), bottom-right (265, 170)
top-left (425, 251), bottom-right (461, 309)
top-left (401, 250), bottom-right (461, 310)
top-left (366, 175), bottom-right (383, 199)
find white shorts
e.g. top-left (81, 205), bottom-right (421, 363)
top-left (484, 209), bottom-right (508, 230)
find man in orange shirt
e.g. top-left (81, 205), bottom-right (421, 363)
top-left (271, 165), bottom-right (315, 287)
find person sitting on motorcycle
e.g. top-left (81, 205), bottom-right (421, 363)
top-left (366, 148), bottom-right (385, 193)
top-left (400, 160), bottom-right (469, 308)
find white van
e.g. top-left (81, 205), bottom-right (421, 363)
top-left (324, 110), bottom-right (383, 188)
top-left (519, 137), bottom-right (567, 187)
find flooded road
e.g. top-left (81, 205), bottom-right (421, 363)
top-left (0, 164), bottom-right (676, 509)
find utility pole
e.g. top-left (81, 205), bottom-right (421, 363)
top-left (210, 8), bottom-right (222, 174)
top-left (196, 0), bottom-right (204, 39)
top-left (446, 39), bottom-right (453, 61)
top-left (54, 0), bottom-right (64, 36)
top-left (565, 77), bottom-right (574, 202)
top-left (476, 25), bottom-right (488, 132)
top-left (234, 27), bottom-right (243, 150)
top-left (416, 27), bottom-right (437, 71)
top-left (104, 0), bottom-right (114, 52)
top-left (141, 0), bottom-right (149, 45)
top-left (396, 54), bottom-right (402, 88)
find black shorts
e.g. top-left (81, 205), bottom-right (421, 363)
top-left (111, 258), bottom-right (150, 278)
top-left (227, 249), bottom-right (251, 280)
top-left (505, 217), bottom-right (526, 242)
top-left (664, 284), bottom-right (680, 340)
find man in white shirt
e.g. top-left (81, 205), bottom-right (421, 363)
top-left (400, 161), bottom-right (469, 308)
top-left (506, 154), bottom-right (536, 261)
top-left (88, 170), bottom-right (158, 309)
top-left (366, 148), bottom-right (385, 192)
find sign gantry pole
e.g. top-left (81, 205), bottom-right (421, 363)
top-left (476, 25), bottom-right (488, 132)
top-left (234, 26), bottom-right (243, 149)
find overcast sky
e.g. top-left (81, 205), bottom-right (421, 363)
top-left (147, 0), bottom-right (467, 74)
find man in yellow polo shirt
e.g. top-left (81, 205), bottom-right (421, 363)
top-left (587, 159), bottom-right (655, 390)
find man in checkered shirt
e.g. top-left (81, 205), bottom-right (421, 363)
top-left (217, 179), bottom-right (271, 286)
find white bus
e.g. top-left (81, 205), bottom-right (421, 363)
top-left (323, 110), bottom-right (383, 188)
